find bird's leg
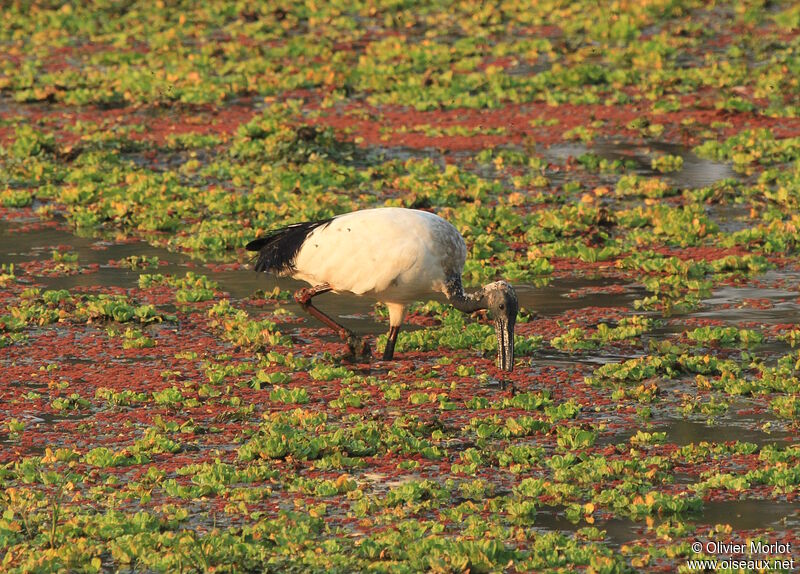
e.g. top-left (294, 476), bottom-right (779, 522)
top-left (294, 284), bottom-right (370, 357)
top-left (294, 284), bottom-right (342, 336)
top-left (382, 325), bottom-right (401, 361)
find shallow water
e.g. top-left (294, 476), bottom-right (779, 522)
top-left (532, 506), bottom-right (644, 548)
top-left (505, 57), bottom-right (552, 77)
top-left (700, 499), bottom-right (799, 531)
top-left (535, 499), bottom-right (799, 548)
top-left (543, 140), bottom-right (735, 189)
top-left (624, 418), bottom-right (794, 448)
top-left (690, 275), bottom-right (800, 325)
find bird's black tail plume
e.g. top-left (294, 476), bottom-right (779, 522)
top-left (245, 219), bottom-right (332, 274)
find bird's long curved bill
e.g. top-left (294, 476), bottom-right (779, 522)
top-left (496, 320), bottom-right (515, 372)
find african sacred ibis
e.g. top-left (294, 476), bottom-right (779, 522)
top-left (245, 207), bottom-right (518, 371)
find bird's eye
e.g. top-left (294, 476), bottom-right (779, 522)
top-left (499, 304), bottom-right (505, 310)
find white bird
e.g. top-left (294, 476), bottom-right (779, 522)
top-left (245, 207), bottom-right (518, 371)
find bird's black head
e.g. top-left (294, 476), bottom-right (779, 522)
top-left (484, 281), bottom-right (518, 372)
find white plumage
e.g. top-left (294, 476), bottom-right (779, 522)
top-left (294, 208), bottom-right (465, 297)
top-left (246, 207), bottom-right (518, 372)
top-left (292, 208), bottom-right (465, 327)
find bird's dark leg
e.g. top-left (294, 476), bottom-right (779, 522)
top-left (382, 325), bottom-right (401, 361)
top-left (294, 284), bottom-right (370, 357)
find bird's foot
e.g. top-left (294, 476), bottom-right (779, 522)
top-left (504, 380), bottom-right (517, 396)
top-left (294, 288), bottom-right (313, 305)
top-left (489, 378), bottom-right (516, 395)
top-left (345, 335), bottom-right (371, 359)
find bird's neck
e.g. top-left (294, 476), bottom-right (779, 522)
top-left (445, 276), bottom-right (486, 313)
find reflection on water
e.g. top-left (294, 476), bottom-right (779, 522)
top-left (599, 402), bottom-right (795, 448)
top-left (35, 412), bottom-right (93, 425)
top-left (533, 506), bottom-right (643, 548)
top-left (707, 203), bottom-right (752, 233)
top-left (544, 140), bottom-right (735, 188)
top-left (691, 274), bottom-right (800, 325)
top-left (534, 499), bottom-right (799, 547)
top-left (516, 278), bottom-right (647, 317)
top-left (699, 499), bottom-right (799, 531)
top-left (505, 56), bottom-right (551, 77)
top-left (659, 418), bottom-right (792, 447)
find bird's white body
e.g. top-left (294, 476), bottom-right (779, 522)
top-left (291, 208), bottom-right (466, 326)
top-left (247, 206), bottom-right (518, 372)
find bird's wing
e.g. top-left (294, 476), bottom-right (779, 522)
top-left (292, 212), bottom-right (419, 296)
top-left (245, 219), bottom-right (332, 274)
